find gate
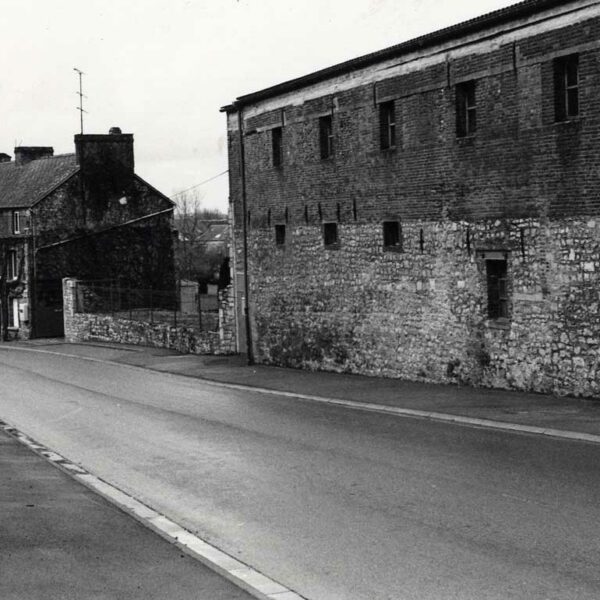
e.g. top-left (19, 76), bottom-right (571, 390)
top-left (34, 279), bottom-right (64, 338)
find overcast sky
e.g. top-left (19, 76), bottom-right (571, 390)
top-left (0, 0), bottom-right (517, 211)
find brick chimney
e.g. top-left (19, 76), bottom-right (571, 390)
top-left (14, 146), bottom-right (54, 166)
top-left (74, 128), bottom-right (135, 200)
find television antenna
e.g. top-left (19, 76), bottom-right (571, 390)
top-left (73, 67), bottom-right (87, 134)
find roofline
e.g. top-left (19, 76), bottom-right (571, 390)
top-left (134, 174), bottom-right (176, 206)
top-left (30, 167), bottom-right (80, 208)
top-left (221, 0), bottom-right (586, 112)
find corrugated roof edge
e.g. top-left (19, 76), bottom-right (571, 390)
top-left (220, 0), bottom-right (578, 112)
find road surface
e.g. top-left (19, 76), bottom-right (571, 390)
top-left (1, 347), bottom-right (599, 599)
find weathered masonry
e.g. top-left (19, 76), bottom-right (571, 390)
top-left (223, 0), bottom-right (600, 398)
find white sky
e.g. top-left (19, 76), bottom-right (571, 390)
top-left (0, 0), bottom-right (517, 211)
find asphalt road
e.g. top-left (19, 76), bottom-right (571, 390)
top-left (1, 348), bottom-right (599, 600)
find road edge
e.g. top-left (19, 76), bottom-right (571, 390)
top-left (3, 344), bottom-right (600, 445)
top-left (0, 419), bottom-right (306, 600)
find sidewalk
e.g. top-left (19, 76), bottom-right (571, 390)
top-left (11, 338), bottom-right (600, 440)
top-left (0, 425), bottom-right (255, 600)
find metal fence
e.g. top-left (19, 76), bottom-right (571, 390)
top-left (74, 280), bottom-right (219, 331)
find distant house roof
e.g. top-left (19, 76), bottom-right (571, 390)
top-left (0, 154), bottom-right (79, 209)
top-left (197, 223), bottom-right (229, 244)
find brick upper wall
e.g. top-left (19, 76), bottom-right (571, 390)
top-left (228, 13), bottom-right (600, 227)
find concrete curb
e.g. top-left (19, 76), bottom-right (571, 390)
top-left (0, 419), bottom-right (306, 600)
top-left (3, 344), bottom-right (600, 445)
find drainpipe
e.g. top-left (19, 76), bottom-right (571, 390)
top-left (29, 207), bottom-right (37, 338)
top-left (237, 106), bottom-right (254, 364)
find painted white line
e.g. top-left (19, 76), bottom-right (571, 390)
top-left (1, 421), bottom-right (308, 600)
top-left (3, 344), bottom-right (600, 445)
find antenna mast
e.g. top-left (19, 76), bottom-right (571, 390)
top-left (73, 67), bottom-right (87, 134)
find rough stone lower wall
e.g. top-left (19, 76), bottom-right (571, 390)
top-left (63, 279), bottom-right (236, 355)
top-left (246, 217), bottom-right (600, 398)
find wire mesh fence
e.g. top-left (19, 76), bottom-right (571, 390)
top-left (75, 280), bottom-right (219, 331)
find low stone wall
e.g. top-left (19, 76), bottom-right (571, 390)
top-left (63, 278), bottom-right (237, 355)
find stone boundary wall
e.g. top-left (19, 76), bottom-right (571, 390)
top-left (63, 278), bottom-right (237, 355)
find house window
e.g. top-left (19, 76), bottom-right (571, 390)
top-left (7, 249), bottom-right (17, 280)
top-left (323, 222), bottom-right (339, 248)
top-left (272, 127), bottom-right (283, 168)
top-left (12, 211), bottom-right (20, 234)
top-left (319, 115), bottom-right (333, 159)
top-left (383, 221), bottom-right (402, 250)
top-left (554, 54), bottom-right (579, 122)
top-left (486, 259), bottom-right (509, 319)
top-left (379, 101), bottom-right (396, 150)
top-left (275, 224), bottom-right (286, 246)
top-left (456, 80), bottom-right (477, 137)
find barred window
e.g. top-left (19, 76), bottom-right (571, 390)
top-left (486, 259), bottom-right (508, 319)
top-left (383, 221), bottom-right (402, 250)
top-left (554, 54), bottom-right (579, 122)
top-left (272, 127), bottom-right (283, 168)
top-left (323, 222), bottom-right (339, 248)
top-left (319, 115), bottom-right (333, 159)
top-left (379, 101), bottom-right (396, 150)
top-left (456, 80), bottom-right (477, 137)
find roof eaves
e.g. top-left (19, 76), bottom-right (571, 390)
top-left (222, 0), bottom-right (580, 111)
top-left (134, 174), bottom-right (176, 206)
top-left (30, 166), bottom-right (81, 209)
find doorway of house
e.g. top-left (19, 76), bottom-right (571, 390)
top-left (34, 279), bottom-right (64, 338)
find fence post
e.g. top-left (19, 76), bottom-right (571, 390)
top-left (110, 284), bottom-right (114, 316)
top-left (149, 289), bottom-right (153, 323)
top-left (198, 287), bottom-right (202, 331)
top-left (174, 283), bottom-right (178, 328)
top-left (129, 288), bottom-right (132, 320)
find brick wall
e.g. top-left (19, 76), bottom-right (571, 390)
top-left (227, 6), bottom-right (600, 397)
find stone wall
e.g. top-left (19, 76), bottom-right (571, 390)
top-left (63, 278), bottom-right (237, 355)
top-left (246, 217), bottom-right (600, 397)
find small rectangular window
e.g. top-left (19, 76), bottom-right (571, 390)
top-left (323, 222), bottom-right (338, 248)
top-left (486, 259), bottom-right (508, 319)
top-left (456, 80), bottom-right (477, 138)
top-left (7, 249), bottom-right (17, 280)
top-left (319, 115), bottom-right (333, 159)
top-left (383, 221), bottom-right (402, 250)
top-left (554, 54), bottom-right (579, 122)
top-left (12, 211), bottom-right (20, 234)
top-left (379, 101), bottom-right (396, 150)
top-left (272, 126), bottom-right (283, 168)
top-left (275, 224), bottom-right (286, 246)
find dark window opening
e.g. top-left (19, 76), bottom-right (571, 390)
top-left (419, 228), bottom-right (424, 253)
top-left (319, 115), bottom-right (333, 159)
top-left (275, 224), bottom-right (286, 246)
top-left (383, 221), bottom-right (402, 250)
top-left (323, 222), bottom-right (338, 248)
top-left (554, 54), bottom-right (579, 122)
top-left (379, 101), bottom-right (396, 150)
top-left (12, 211), bottom-right (20, 234)
top-left (7, 249), bottom-right (17, 280)
top-left (486, 259), bottom-right (509, 319)
top-left (272, 126), bottom-right (283, 167)
top-left (456, 80), bottom-right (477, 137)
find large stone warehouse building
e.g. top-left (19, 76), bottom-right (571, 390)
top-left (222, 0), bottom-right (600, 398)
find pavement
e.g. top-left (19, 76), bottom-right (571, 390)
top-left (10, 338), bottom-right (600, 440)
top-left (3, 338), bottom-right (600, 600)
top-left (0, 423), bottom-right (255, 600)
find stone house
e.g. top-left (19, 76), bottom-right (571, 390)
top-left (222, 0), bottom-right (600, 398)
top-left (0, 128), bottom-right (175, 339)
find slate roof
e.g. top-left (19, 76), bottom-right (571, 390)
top-left (197, 223), bottom-right (229, 244)
top-left (0, 154), bottom-right (79, 209)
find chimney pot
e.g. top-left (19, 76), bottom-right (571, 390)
top-left (109, 127), bottom-right (122, 135)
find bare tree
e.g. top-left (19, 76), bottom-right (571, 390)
top-left (173, 190), bottom-right (227, 284)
